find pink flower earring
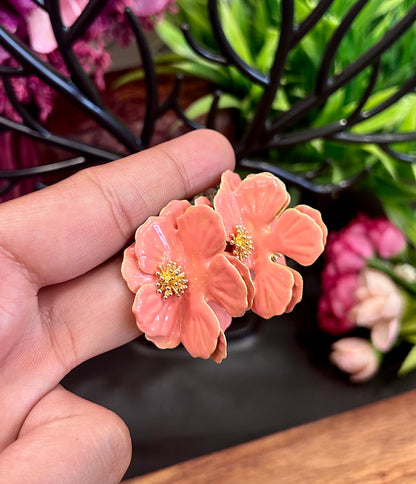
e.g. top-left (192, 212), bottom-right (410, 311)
top-left (122, 170), bottom-right (327, 362)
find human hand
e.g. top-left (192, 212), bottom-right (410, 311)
top-left (0, 130), bottom-right (234, 483)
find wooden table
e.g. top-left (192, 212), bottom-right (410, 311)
top-left (125, 389), bottom-right (416, 483)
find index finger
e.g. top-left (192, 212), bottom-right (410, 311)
top-left (0, 130), bottom-right (235, 287)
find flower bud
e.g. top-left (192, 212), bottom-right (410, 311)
top-left (329, 337), bottom-right (380, 383)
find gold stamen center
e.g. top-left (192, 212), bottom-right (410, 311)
top-left (155, 260), bottom-right (188, 299)
top-left (229, 225), bottom-right (254, 261)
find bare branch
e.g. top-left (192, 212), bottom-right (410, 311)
top-left (239, 158), bottom-right (369, 194)
top-left (207, 0), bottom-right (268, 86)
top-left (181, 24), bottom-right (228, 65)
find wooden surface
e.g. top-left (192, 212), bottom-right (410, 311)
top-left (125, 389), bottom-right (416, 483)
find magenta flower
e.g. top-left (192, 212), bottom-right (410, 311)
top-left (121, 200), bottom-right (254, 363)
top-left (324, 222), bottom-right (374, 275)
top-left (0, 0), bottom-right (176, 122)
top-left (26, 0), bottom-right (89, 54)
top-left (318, 272), bottom-right (359, 334)
top-left (366, 217), bottom-right (406, 258)
top-left (211, 171), bottom-right (327, 319)
top-left (319, 214), bottom-right (407, 339)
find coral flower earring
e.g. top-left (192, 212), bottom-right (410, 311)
top-left (212, 171), bottom-right (327, 319)
top-left (122, 200), bottom-right (254, 363)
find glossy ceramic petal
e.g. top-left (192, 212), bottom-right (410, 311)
top-left (145, 326), bottom-right (182, 350)
top-left (220, 169), bottom-right (241, 191)
top-left (178, 205), bottom-right (226, 261)
top-left (210, 330), bottom-right (227, 363)
top-left (285, 266), bottom-right (304, 313)
top-left (269, 208), bottom-right (325, 266)
top-left (235, 172), bottom-right (290, 227)
top-left (194, 196), bottom-right (213, 207)
top-left (223, 253), bottom-right (255, 309)
top-left (206, 254), bottom-right (249, 317)
top-left (133, 284), bottom-right (184, 338)
top-left (295, 204), bottom-right (328, 245)
top-left (208, 301), bottom-right (232, 332)
top-left (135, 215), bottom-right (182, 274)
top-left (213, 190), bottom-right (245, 235)
top-left (121, 243), bottom-right (154, 292)
top-left (251, 258), bottom-right (295, 319)
top-left (159, 199), bottom-right (190, 228)
top-left (181, 296), bottom-right (221, 359)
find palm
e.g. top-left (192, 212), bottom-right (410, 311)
top-left (0, 131), bottom-right (234, 483)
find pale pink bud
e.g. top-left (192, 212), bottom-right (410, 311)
top-left (348, 268), bottom-right (403, 352)
top-left (330, 337), bottom-right (380, 383)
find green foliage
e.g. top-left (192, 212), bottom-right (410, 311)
top-left (118, 0), bottom-right (416, 241)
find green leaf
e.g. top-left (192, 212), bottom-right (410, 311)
top-left (398, 345), bottom-right (416, 376)
top-left (312, 89), bottom-right (345, 127)
top-left (155, 21), bottom-right (199, 61)
top-left (382, 203), bottom-right (416, 247)
top-left (219, 0), bottom-right (253, 65)
top-left (362, 145), bottom-right (397, 180)
top-left (184, 93), bottom-right (241, 120)
top-left (256, 28), bottom-right (279, 74)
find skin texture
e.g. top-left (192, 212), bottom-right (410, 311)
top-left (0, 130), bottom-right (235, 483)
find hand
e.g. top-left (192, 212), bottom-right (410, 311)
top-left (0, 130), bottom-right (234, 483)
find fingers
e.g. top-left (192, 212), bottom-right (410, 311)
top-left (0, 130), bottom-right (235, 288)
top-left (0, 385), bottom-right (131, 484)
top-left (38, 256), bottom-right (140, 374)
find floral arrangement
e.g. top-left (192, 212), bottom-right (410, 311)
top-left (0, 0), bottom-right (175, 122)
top-left (319, 213), bottom-right (416, 382)
top-left (122, 170), bottom-right (327, 362)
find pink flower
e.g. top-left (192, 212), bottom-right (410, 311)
top-left (0, 1), bottom-right (176, 123)
top-left (121, 200), bottom-right (254, 363)
top-left (329, 337), bottom-right (380, 383)
top-left (366, 217), bottom-right (406, 258)
top-left (348, 268), bottom-right (403, 352)
top-left (325, 220), bottom-right (374, 275)
top-left (27, 0), bottom-right (89, 54)
top-left (211, 171), bottom-right (327, 319)
top-left (318, 272), bottom-right (359, 334)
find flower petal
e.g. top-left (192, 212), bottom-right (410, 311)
top-left (349, 298), bottom-right (385, 327)
top-left (371, 318), bottom-right (400, 352)
top-left (209, 301), bottom-right (232, 332)
top-left (295, 205), bottom-right (328, 246)
top-left (220, 170), bottom-right (242, 191)
top-left (269, 208), bottom-right (325, 265)
top-left (178, 205), bottom-right (226, 261)
top-left (251, 258), bottom-right (295, 319)
top-left (210, 330), bottom-right (227, 364)
top-left (27, 8), bottom-right (57, 54)
top-left (213, 190), bottom-right (245, 235)
top-left (285, 266), bottom-right (304, 313)
top-left (133, 284), bottom-right (184, 338)
top-left (206, 254), bottom-right (250, 317)
top-left (159, 199), bottom-right (191, 227)
top-left (61, 0), bottom-right (89, 26)
top-left (181, 296), bottom-right (221, 359)
top-left (135, 215), bottom-right (181, 274)
top-left (235, 173), bottom-right (290, 227)
top-left (223, 253), bottom-right (255, 309)
top-left (121, 243), bottom-right (154, 292)
top-left (145, 328), bottom-right (182, 350)
top-left (194, 196), bottom-right (213, 207)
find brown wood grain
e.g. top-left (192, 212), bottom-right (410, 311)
top-left (125, 389), bottom-right (416, 483)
